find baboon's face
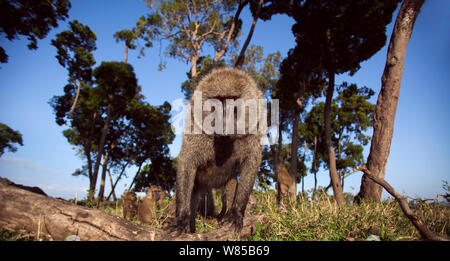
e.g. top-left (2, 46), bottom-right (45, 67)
top-left (187, 68), bottom-right (263, 138)
top-left (125, 192), bottom-right (136, 201)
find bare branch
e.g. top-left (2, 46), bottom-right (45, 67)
top-left (356, 165), bottom-right (448, 241)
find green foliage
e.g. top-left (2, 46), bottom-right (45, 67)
top-left (300, 83), bottom-right (375, 176)
top-left (133, 156), bottom-right (177, 193)
top-left (229, 45), bottom-right (282, 95)
top-left (291, 0), bottom-right (401, 75)
top-left (0, 122), bottom-right (23, 157)
top-left (51, 20), bottom-right (97, 83)
top-left (0, 0), bottom-right (71, 63)
top-left (113, 29), bottom-right (138, 50)
top-left (50, 61), bottom-right (175, 198)
top-left (135, 0), bottom-right (244, 68)
top-left (93, 61), bottom-right (138, 108)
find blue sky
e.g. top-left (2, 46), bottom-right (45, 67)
top-left (0, 0), bottom-right (448, 200)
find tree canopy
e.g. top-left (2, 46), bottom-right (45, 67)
top-left (0, 0), bottom-right (71, 63)
top-left (0, 123), bottom-right (23, 157)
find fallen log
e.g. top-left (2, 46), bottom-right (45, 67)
top-left (0, 179), bottom-right (265, 241)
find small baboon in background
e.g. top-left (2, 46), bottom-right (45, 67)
top-left (275, 164), bottom-right (296, 203)
top-left (138, 185), bottom-right (169, 224)
top-left (123, 191), bottom-right (138, 220)
top-left (174, 68), bottom-right (263, 234)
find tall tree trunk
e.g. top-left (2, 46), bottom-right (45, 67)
top-left (289, 113), bottom-right (299, 202)
top-left (106, 159), bottom-right (131, 201)
top-left (324, 70), bottom-right (345, 206)
top-left (86, 112), bottom-right (96, 198)
top-left (124, 44), bottom-right (128, 64)
top-left (69, 80), bottom-right (82, 117)
top-left (107, 168), bottom-right (117, 202)
top-left (213, 0), bottom-right (248, 65)
top-left (302, 142), bottom-right (307, 194)
top-left (277, 119), bottom-right (283, 164)
top-left (337, 137), bottom-right (343, 191)
top-left (355, 0), bottom-right (425, 203)
top-left (89, 101), bottom-right (112, 201)
top-left (312, 135), bottom-right (318, 200)
top-left (128, 162), bottom-right (144, 192)
top-left (234, 0), bottom-right (264, 68)
top-left (190, 54), bottom-right (200, 86)
top-left (97, 153), bottom-right (109, 202)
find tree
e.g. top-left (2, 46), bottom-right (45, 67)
top-left (105, 99), bottom-right (175, 200)
top-left (51, 20), bottom-right (97, 117)
top-left (0, 0), bottom-right (71, 63)
top-left (90, 62), bottom-right (138, 201)
top-left (136, 0), bottom-right (246, 84)
top-left (0, 123), bottom-right (23, 157)
top-left (290, 0), bottom-right (400, 206)
top-left (125, 100), bottom-right (175, 193)
top-left (299, 83), bottom-right (375, 198)
top-left (355, 0), bottom-right (425, 203)
top-left (133, 156), bottom-right (177, 194)
top-left (113, 29), bottom-right (139, 64)
top-left (234, 0), bottom-right (264, 68)
top-left (334, 83), bottom-right (375, 189)
top-left (50, 81), bottom-right (103, 201)
top-left (272, 44), bottom-right (325, 201)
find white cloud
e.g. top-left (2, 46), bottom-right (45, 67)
top-left (0, 156), bottom-right (65, 176)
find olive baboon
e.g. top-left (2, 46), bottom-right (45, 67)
top-left (138, 185), bottom-right (169, 224)
top-left (123, 191), bottom-right (138, 220)
top-left (275, 164), bottom-right (296, 203)
top-left (174, 68), bottom-right (263, 234)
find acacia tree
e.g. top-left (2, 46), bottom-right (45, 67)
top-left (136, 0), bottom-right (247, 83)
top-left (0, 123), bottom-right (23, 157)
top-left (51, 20), bottom-right (97, 117)
top-left (291, 0), bottom-right (400, 206)
top-left (0, 0), bottom-right (71, 63)
top-left (355, 0), bottom-right (426, 203)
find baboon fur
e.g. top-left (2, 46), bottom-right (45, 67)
top-left (275, 164), bottom-right (296, 203)
top-left (174, 68), bottom-right (263, 234)
top-left (138, 185), bottom-right (169, 224)
top-left (123, 191), bottom-right (138, 220)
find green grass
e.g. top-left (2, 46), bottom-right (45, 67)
top-left (1, 190), bottom-right (448, 241)
top-left (247, 190), bottom-right (449, 241)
